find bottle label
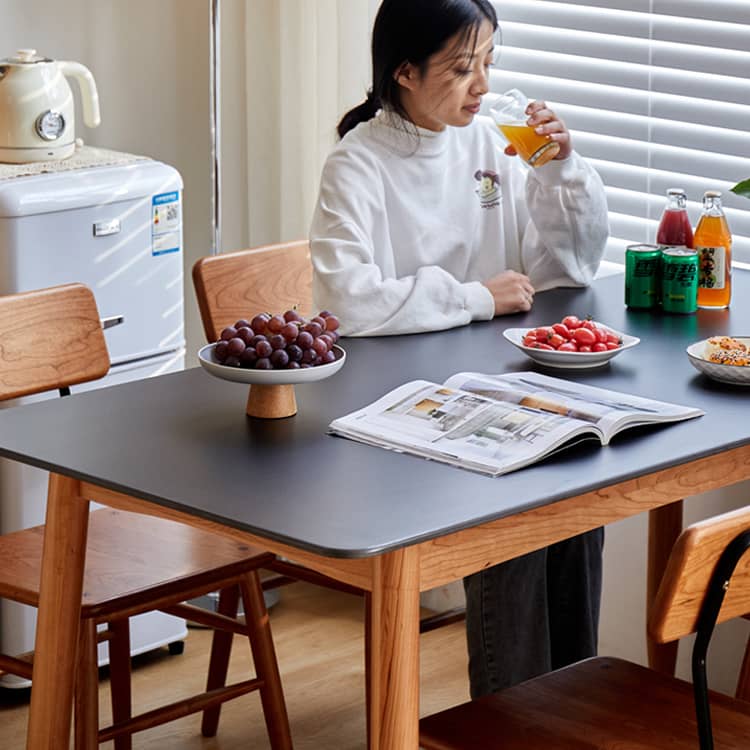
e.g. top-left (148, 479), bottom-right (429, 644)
top-left (696, 246), bottom-right (726, 290)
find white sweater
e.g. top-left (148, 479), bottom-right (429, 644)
top-left (310, 111), bottom-right (609, 336)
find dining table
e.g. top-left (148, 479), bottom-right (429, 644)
top-left (2, 269), bottom-right (750, 750)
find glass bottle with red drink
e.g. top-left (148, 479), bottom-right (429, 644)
top-left (656, 188), bottom-right (694, 250)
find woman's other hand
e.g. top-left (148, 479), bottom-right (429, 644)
top-left (483, 270), bottom-right (535, 315)
top-left (503, 100), bottom-right (572, 161)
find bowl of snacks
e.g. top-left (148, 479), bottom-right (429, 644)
top-left (198, 310), bottom-right (345, 417)
top-left (686, 336), bottom-right (750, 386)
top-left (503, 315), bottom-right (640, 369)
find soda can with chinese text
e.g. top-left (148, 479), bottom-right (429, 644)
top-left (661, 248), bottom-right (698, 314)
top-left (625, 243), bottom-right (661, 309)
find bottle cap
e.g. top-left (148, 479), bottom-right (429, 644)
top-left (703, 190), bottom-right (721, 198)
top-left (666, 188), bottom-right (686, 196)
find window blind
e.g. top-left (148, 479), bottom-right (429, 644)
top-left (487, 0), bottom-right (750, 263)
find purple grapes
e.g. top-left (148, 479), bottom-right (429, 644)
top-left (212, 310), bottom-right (341, 371)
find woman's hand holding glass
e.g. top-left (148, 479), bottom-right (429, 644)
top-left (483, 270), bottom-right (535, 315)
top-left (503, 100), bottom-right (572, 162)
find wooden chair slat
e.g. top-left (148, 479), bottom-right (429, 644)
top-left (649, 504), bottom-right (750, 643)
top-left (0, 283), bottom-right (110, 400)
top-left (192, 241), bottom-right (312, 342)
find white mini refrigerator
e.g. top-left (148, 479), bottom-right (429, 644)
top-left (0, 156), bottom-right (188, 687)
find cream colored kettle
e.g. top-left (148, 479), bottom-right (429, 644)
top-left (0, 49), bottom-right (100, 164)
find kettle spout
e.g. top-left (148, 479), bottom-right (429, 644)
top-left (58, 60), bottom-right (101, 128)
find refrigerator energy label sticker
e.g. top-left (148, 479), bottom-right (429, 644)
top-left (152, 191), bottom-right (181, 256)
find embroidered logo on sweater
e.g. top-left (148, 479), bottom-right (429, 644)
top-left (473, 169), bottom-right (501, 209)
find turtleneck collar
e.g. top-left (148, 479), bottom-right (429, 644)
top-left (368, 108), bottom-right (451, 157)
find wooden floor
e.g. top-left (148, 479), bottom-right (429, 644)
top-left (0, 582), bottom-right (469, 748)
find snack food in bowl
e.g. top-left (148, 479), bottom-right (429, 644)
top-left (703, 336), bottom-right (750, 366)
top-left (686, 336), bottom-right (750, 385)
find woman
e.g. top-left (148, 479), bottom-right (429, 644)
top-left (310, 0), bottom-right (607, 698)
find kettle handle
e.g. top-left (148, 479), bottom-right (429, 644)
top-left (58, 60), bottom-right (101, 128)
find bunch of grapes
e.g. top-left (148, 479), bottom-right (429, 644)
top-left (213, 310), bottom-right (341, 370)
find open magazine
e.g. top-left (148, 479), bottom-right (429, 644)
top-left (329, 371), bottom-right (704, 477)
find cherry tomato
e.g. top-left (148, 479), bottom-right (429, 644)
top-left (592, 342), bottom-right (608, 352)
top-left (558, 341), bottom-right (578, 352)
top-left (548, 333), bottom-right (565, 349)
top-left (530, 342), bottom-right (555, 350)
top-left (562, 315), bottom-right (581, 330)
top-left (605, 341), bottom-right (620, 350)
top-left (572, 327), bottom-right (597, 346)
top-left (605, 333), bottom-right (621, 347)
top-left (578, 345), bottom-right (592, 352)
top-left (552, 323), bottom-right (571, 339)
top-left (522, 334), bottom-right (536, 346)
top-left (581, 320), bottom-right (598, 332)
top-left (533, 326), bottom-right (554, 342)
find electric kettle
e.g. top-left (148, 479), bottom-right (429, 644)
top-left (0, 49), bottom-right (101, 164)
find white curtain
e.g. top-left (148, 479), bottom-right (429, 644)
top-left (243, 0), bottom-right (377, 247)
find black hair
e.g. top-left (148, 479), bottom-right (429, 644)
top-left (337, 0), bottom-right (498, 139)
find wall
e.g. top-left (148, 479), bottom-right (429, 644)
top-left (0, 0), bottom-right (238, 357)
top-left (1, 0), bottom-right (747, 698)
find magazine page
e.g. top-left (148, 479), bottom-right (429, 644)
top-left (444, 371), bottom-right (704, 443)
top-left (328, 377), bottom-right (598, 476)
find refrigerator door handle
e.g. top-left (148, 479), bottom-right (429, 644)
top-left (101, 315), bottom-right (125, 330)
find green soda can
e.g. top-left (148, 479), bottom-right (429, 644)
top-left (661, 248), bottom-right (698, 313)
top-left (625, 243), bottom-right (661, 308)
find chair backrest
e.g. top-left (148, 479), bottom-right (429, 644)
top-left (192, 240), bottom-right (313, 343)
top-left (649, 504), bottom-right (750, 643)
top-left (0, 283), bottom-right (110, 401)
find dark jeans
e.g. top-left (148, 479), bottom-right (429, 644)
top-left (463, 527), bottom-right (604, 699)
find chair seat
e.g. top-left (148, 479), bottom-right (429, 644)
top-left (420, 657), bottom-right (750, 749)
top-left (0, 508), bottom-right (274, 619)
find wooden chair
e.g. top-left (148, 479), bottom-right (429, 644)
top-left (419, 504), bottom-right (750, 749)
top-left (193, 240), bottom-right (314, 341)
top-left (0, 283), bottom-right (292, 749)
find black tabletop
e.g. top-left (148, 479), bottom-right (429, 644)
top-left (0, 271), bottom-right (747, 558)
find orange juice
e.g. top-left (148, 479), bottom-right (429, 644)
top-left (694, 191), bottom-right (732, 309)
top-left (498, 123), bottom-right (560, 167)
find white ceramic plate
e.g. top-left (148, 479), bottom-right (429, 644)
top-left (503, 326), bottom-right (640, 369)
top-left (198, 343), bottom-right (346, 385)
top-left (686, 338), bottom-right (750, 386)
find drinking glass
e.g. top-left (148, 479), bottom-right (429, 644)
top-left (489, 89), bottom-right (560, 168)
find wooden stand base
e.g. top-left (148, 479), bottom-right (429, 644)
top-left (246, 384), bottom-right (297, 419)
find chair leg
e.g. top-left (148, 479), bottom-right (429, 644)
top-left (736, 632), bottom-right (750, 702)
top-left (108, 618), bottom-right (134, 750)
top-left (240, 569), bottom-right (293, 750)
top-left (201, 585), bottom-right (241, 737)
top-left (74, 619), bottom-right (99, 750)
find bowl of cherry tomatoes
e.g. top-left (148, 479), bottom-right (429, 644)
top-left (503, 315), bottom-right (640, 369)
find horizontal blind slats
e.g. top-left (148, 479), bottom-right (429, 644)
top-left (494, 45), bottom-right (750, 101)
top-left (530, 0), bottom-right (748, 22)
top-left (488, 1), bottom-right (750, 263)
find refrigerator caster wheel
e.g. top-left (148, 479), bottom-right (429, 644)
top-left (168, 640), bottom-right (185, 656)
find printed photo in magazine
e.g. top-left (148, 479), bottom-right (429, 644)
top-left (328, 371), bottom-right (704, 476)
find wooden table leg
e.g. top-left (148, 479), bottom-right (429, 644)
top-left (368, 548), bottom-right (420, 750)
top-left (647, 500), bottom-right (683, 675)
top-left (26, 474), bottom-right (89, 750)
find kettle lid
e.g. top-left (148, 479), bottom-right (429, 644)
top-left (1, 49), bottom-right (53, 65)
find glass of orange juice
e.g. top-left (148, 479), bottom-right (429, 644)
top-left (490, 89), bottom-right (560, 168)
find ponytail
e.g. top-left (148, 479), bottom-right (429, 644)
top-left (337, 90), bottom-right (381, 139)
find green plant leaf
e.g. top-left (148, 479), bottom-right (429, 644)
top-left (730, 179), bottom-right (750, 199)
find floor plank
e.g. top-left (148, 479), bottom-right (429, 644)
top-left (0, 582), bottom-right (469, 748)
